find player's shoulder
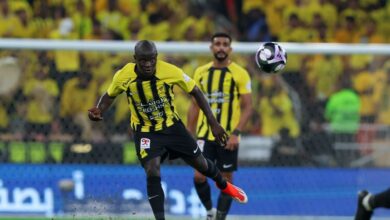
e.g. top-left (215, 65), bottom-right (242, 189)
top-left (156, 60), bottom-right (184, 78)
top-left (119, 62), bottom-right (136, 73)
top-left (157, 60), bottom-right (181, 72)
top-left (113, 62), bottom-right (136, 80)
top-left (229, 62), bottom-right (249, 75)
top-left (194, 62), bottom-right (213, 74)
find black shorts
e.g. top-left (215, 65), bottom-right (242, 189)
top-left (133, 121), bottom-right (201, 166)
top-left (197, 139), bottom-right (238, 172)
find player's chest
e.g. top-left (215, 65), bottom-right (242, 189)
top-left (199, 71), bottom-right (236, 92)
top-left (126, 80), bottom-right (171, 99)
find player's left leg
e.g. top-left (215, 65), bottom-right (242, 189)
top-left (355, 188), bottom-right (390, 220)
top-left (216, 172), bottom-right (233, 220)
top-left (194, 140), bottom-right (217, 219)
top-left (183, 154), bottom-right (248, 203)
top-left (143, 157), bottom-right (165, 220)
top-left (215, 144), bottom-right (239, 220)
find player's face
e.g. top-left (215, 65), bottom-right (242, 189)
top-left (134, 53), bottom-right (157, 77)
top-left (210, 37), bottom-right (232, 62)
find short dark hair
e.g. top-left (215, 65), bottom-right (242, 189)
top-left (134, 40), bottom-right (157, 56)
top-left (211, 32), bottom-right (232, 43)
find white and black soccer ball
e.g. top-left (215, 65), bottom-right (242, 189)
top-left (255, 42), bottom-right (287, 74)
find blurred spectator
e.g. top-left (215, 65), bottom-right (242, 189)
top-left (325, 77), bottom-right (361, 166)
top-left (96, 0), bottom-right (123, 34)
top-left (49, 5), bottom-right (81, 91)
top-left (0, 100), bottom-right (8, 132)
top-left (257, 77), bottom-right (300, 138)
top-left (334, 15), bottom-right (361, 43)
top-left (23, 65), bottom-right (59, 141)
top-left (242, 8), bottom-right (271, 42)
top-left (10, 3), bottom-right (35, 38)
top-left (325, 77), bottom-right (361, 141)
top-left (84, 18), bottom-right (104, 40)
top-left (305, 55), bottom-right (343, 100)
top-left (278, 13), bottom-right (309, 42)
top-left (60, 71), bottom-right (97, 141)
top-left (0, 0), bottom-right (14, 37)
top-left (359, 17), bottom-right (385, 43)
top-left (352, 64), bottom-right (380, 123)
top-left (72, 0), bottom-right (93, 39)
top-left (377, 61), bottom-right (390, 126)
top-left (30, 1), bottom-right (55, 39)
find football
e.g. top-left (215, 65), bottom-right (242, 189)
top-left (255, 42), bottom-right (287, 73)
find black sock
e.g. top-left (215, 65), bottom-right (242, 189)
top-left (371, 188), bottom-right (390, 209)
top-left (216, 193), bottom-right (233, 220)
top-left (201, 158), bottom-right (227, 189)
top-left (147, 176), bottom-right (165, 220)
top-left (194, 179), bottom-right (212, 210)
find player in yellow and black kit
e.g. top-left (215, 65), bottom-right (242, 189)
top-left (88, 40), bottom-right (248, 220)
top-left (187, 33), bottom-right (253, 220)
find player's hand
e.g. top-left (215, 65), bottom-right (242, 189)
top-left (88, 107), bottom-right (103, 121)
top-left (210, 123), bottom-right (228, 146)
top-left (225, 134), bottom-right (239, 151)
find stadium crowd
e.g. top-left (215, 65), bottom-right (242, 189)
top-left (0, 0), bottom-right (389, 166)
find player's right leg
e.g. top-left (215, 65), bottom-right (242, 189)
top-left (134, 132), bottom-right (167, 220)
top-left (143, 157), bottom-right (165, 220)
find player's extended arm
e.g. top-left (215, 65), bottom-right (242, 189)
top-left (189, 86), bottom-right (228, 146)
top-left (186, 98), bottom-right (200, 135)
top-left (235, 94), bottom-right (253, 132)
top-left (88, 92), bottom-right (116, 121)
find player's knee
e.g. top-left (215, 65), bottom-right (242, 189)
top-left (201, 158), bottom-right (217, 177)
top-left (144, 163), bottom-right (160, 177)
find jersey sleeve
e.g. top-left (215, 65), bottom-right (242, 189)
top-left (192, 68), bottom-right (201, 87)
top-left (236, 69), bottom-right (252, 95)
top-left (175, 68), bottom-right (196, 93)
top-left (106, 66), bottom-right (127, 97)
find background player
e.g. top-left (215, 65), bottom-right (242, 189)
top-left (187, 33), bottom-right (253, 220)
top-left (88, 40), bottom-right (248, 220)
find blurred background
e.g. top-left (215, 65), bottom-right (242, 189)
top-left (0, 0), bottom-right (389, 219)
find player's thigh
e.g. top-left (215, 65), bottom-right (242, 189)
top-left (216, 146), bottom-right (239, 172)
top-left (197, 140), bottom-right (217, 162)
top-left (164, 122), bottom-right (201, 159)
top-left (133, 132), bottom-right (166, 167)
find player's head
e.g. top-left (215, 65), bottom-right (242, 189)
top-left (210, 32), bottom-right (232, 62)
top-left (134, 40), bottom-right (158, 77)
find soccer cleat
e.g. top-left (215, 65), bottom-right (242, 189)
top-left (219, 182), bottom-right (248, 203)
top-left (354, 190), bottom-right (373, 220)
top-left (206, 208), bottom-right (216, 220)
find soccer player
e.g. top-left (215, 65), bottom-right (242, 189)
top-left (355, 189), bottom-right (390, 220)
top-left (88, 40), bottom-right (248, 220)
top-left (187, 33), bottom-right (253, 220)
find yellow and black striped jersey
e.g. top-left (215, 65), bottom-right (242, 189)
top-left (193, 62), bottom-right (251, 141)
top-left (107, 60), bottom-right (196, 132)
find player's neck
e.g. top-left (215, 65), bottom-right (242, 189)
top-left (213, 59), bottom-right (231, 68)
